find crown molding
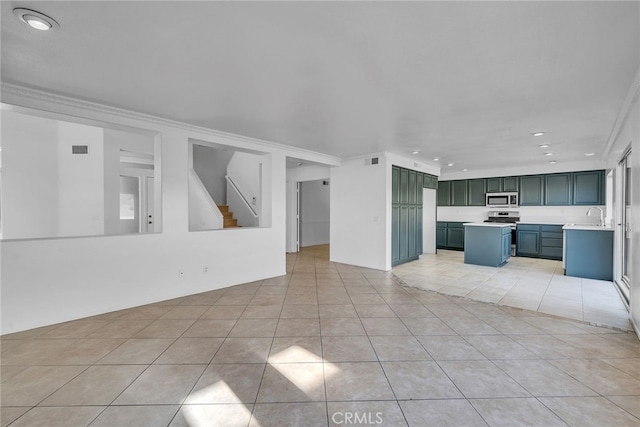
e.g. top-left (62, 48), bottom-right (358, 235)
top-left (603, 66), bottom-right (640, 158)
top-left (0, 82), bottom-right (342, 166)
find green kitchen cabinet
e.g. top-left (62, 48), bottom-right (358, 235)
top-left (486, 176), bottom-right (518, 193)
top-left (451, 180), bottom-right (468, 206)
top-left (545, 173), bottom-right (572, 206)
top-left (486, 178), bottom-right (502, 193)
top-left (520, 175), bottom-right (544, 206)
top-left (437, 222), bottom-right (465, 250)
top-left (516, 229), bottom-right (541, 257)
top-left (424, 174), bottom-right (438, 189)
top-left (502, 176), bottom-right (519, 192)
top-left (516, 224), bottom-right (563, 260)
top-left (573, 170), bottom-right (604, 205)
top-left (437, 181), bottom-right (451, 206)
top-left (392, 166), bottom-right (427, 266)
top-left (423, 174), bottom-right (438, 190)
top-left (436, 222), bottom-right (447, 248)
top-left (467, 178), bottom-right (486, 206)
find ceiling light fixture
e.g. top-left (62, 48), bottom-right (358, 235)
top-left (538, 144), bottom-right (550, 148)
top-left (13, 8), bottom-right (59, 31)
top-left (532, 132), bottom-right (545, 137)
top-left (412, 151), bottom-right (420, 155)
top-left (432, 157), bottom-right (440, 161)
top-left (544, 152), bottom-right (554, 156)
top-left (447, 163), bottom-right (454, 167)
top-left (584, 152), bottom-right (595, 156)
top-left (462, 169), bottom-right (468, 172)
top-left (549, 160), bottom-right (557, 164)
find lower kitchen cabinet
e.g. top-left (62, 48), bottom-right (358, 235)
top-left (437, 222), bottom-right (465, 251)
top-left (516, 224), bottom-right (563, 260)
top-left (564, 228), bottom-right (613, 280)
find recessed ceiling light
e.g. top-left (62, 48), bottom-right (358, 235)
top-left (544, 152), bottom-right (554, 156)
top-left (462, 169), bottom-right (468, 172)
top-left (549, 160), bottom-right (557, 164)
top-left (584, 152), bottom-right (595, 156)
top-left (447, 163), bottom-right (454, 167)
top-left (412, 151), bottom-right (420, 155)
top-left (432, 157), bottom-right (440, 161)
top-left (532, 132), bottom-right (545, 137)
top-left (13, 8), bottom-right (59, 31)
top-left (538, 144), bottom-right (550, 148)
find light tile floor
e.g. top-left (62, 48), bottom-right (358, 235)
top-left (394, 249), bottom-right (633, 331)
top-left (1, 245), bottom-right (639, 426)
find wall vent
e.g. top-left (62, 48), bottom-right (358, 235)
top-left (72, 145), bottom-right (88, 154)
top-left (364, 157), bottom-right (379, 166)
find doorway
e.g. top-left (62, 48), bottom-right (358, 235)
top-left (298, 179), bottom-right (330, 249)
top-left (616, 147), bottom-right (632, 303)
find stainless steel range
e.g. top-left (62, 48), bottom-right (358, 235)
top-left (485, 211), bottom-right (520, 255)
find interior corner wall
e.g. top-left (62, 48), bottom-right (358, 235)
top-left (330, 157), bottom-right (387, 270)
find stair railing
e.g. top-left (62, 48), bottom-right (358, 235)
top-left (225, 175), bottom-right (258, 219)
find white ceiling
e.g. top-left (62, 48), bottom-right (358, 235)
top-left (1, 1), bottom-right (638, 173)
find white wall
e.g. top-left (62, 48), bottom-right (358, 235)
top-left (604, 72), bottom-right (639, 336)
top-left (300, 180), bottom-right (330, 247)
top-left (2, 111), bottom-right (59, 239)
top-left (438, 205), bottom-right (606, 225)
top-left (192, 144), bottom-right (233, 204)
top-left (189, 169), bottom-right (223, 231)
top-left (0, 87), bottom-right (345, 334)
top-left (330, 156), bottom-right (388, 270)
top-left (57, 122), bottom-right (105, 236)
top-left (226, 151), bottom-right (263, 227)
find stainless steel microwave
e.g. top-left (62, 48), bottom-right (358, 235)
top-left (486, 192), bottom-right (519, 208)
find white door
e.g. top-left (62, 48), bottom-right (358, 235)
top-left (145, 176), bottom-right (155, 233)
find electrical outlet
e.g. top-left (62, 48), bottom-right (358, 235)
top-left (203, 266), bottom-right (208, 273)
top-left (178, 270), bottom-right (184, 278)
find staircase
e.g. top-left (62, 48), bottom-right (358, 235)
top-left (218, 205), bottom-right (241, 228)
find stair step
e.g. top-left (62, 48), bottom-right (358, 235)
top-left (224, 218), bottom-right (238, 227)
top-left (218, 205), bottom-right (229, 213)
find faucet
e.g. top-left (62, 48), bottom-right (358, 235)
top-left (586, 206), bottom-right (604, 226)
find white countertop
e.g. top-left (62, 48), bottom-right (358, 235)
top-left (463, 222), bottom-right (512, 227)
top-left (516, 221), bottom-right (564, 225)
top-left (562, 224), bottom-right (614, 231)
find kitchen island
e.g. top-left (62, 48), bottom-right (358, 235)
top-left (463, 223), bottom-right (512, 267)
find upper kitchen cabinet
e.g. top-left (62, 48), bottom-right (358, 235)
top-left (423, 174), bottom-right (438, 189)
top-left (467, 179), bottom-right (486, 206)
top-left (451, 180), bottom-right (468, 206)
top-left (573, 170), bottom-right (604, 205)
top-left (486, 178), bottom-right (502, 193)
top-left (545, 173), bottom-right (572, 205)
top-left (520, 175), bottom-right (544, 206)
top-left (437, 181), bottom-right (452, 206)
top-left (486, 176), bottom-right (519, 193)
top-left (438, 170), bottom-right (604, 207)
top-left (502, 176), bottom-right (519, 192)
